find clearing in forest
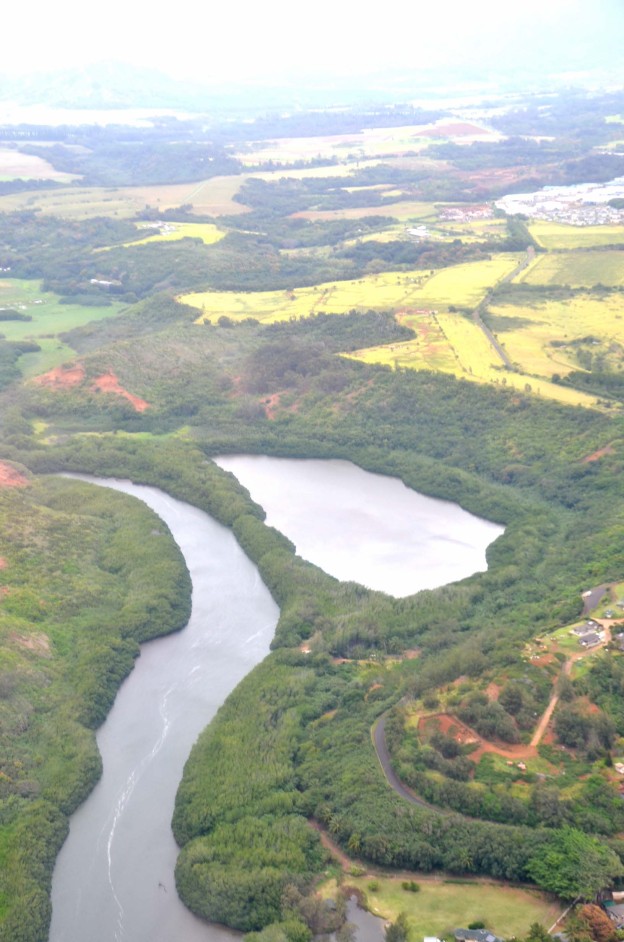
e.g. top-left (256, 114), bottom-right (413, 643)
top-left (319, 873), bottom-right (563, 941)
top-left (0, 279), bottom-right (125, 376)
top-left (110, 221), bottom-right (225, 249)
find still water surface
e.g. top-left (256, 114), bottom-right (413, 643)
top-left (50, 461), bottom-right (502, 941)
top-left (215, 456), bottom-right (504, 597)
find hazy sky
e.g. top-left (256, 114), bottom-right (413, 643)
top-left (5, 0), bottom-right (624, 83)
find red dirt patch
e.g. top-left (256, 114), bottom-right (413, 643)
top-left (0, 558), bottom-right (7, 569)
top-left (91, 372), bottom-right (149, 412)
top-left (419, 712), bottom-right (540, 764)
top-left (0, 461), bottom-right (29, 488)
top-left (531, 653), bottom-right (556, 667)
top-left (33, 363), bottom-right (86, 388)
top-left (420, 713), bottom-right (480, 747)
top-left (486, 682), bottom-right (501, 701)
top-left (403, 648), bottom-right (421, 660)
top-left (263, 391), bottom-right (284, 419)
top-left (582, 444), bottom-right (615, 463)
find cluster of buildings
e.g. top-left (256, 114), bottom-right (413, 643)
top-left (495, 177), bottom-right (624, 226)
top-left (570, 620), bottom-right (605, 649)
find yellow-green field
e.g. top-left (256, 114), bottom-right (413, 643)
top-left (515, 250), bottom-right (624, 287)
top-left (116, 221), bottom-right (224, 248)
top-left (292, 200), bottom-right (439, 222)
top-left (0, 175), bottom-right (251, 220)
top-left (487, 293), bottom-right (624, 378)
top-left (344, 312), bottom-right (600, 409)
top-left (0, 279), bottom-right (125, 376)
top-left (528, 221), bottom-right (624, 250)
top-left (180, 255), bottom-right (521, 324)
top-left (321, 875), bottom-right (563, 941)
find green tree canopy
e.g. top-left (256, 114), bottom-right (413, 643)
top-left (526, 828), bottom-right (624, 900)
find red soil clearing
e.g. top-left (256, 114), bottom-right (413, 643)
top-left (0, 558), bottom-right (6, 569)
top-left (34, 364), bottom-right (86, 388)
top-left (91, 372), bottom-right (150, 412)
top-left (0, 461), bottom-right (28, 487)
top-left (582, 444), bottom-right (615, 463)
top-left (419, 712), bottom-right (540, 763)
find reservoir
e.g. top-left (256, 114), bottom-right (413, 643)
top-left (49, 460), bottom-right (502, 941)
top-left (215, 456), bottom-right (504, 597)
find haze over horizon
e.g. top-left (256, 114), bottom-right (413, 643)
top-left (3, 0), bottom-right (624, 92)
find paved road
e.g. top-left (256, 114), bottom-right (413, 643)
top-left (582, 584), bottom-right (609, 614)
top-left (372, 714), bottom-right (435, 810)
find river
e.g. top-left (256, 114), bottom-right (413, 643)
top-left (49, 476), bottom-right (278, 942)
top-left (49, 461), bottom-right (503, 941)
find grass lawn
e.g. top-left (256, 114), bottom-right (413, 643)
top-left (0, 279), bottom-right (126, 375)
top-left (515, 250), bottom-right (624, 288)
top-left (528, 222), bottom-right (624, 250)
top-left (325, 874), bottom-right (563, 940)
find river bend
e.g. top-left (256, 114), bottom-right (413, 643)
top-left (50, 477), bottom-right (278, 942)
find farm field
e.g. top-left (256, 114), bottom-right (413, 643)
top-left (344, 311), bottom-right (599, 409)
top-left (324, 875), bottom-right (563, 941)
top-left (0, 175), bottom-right (251, 219)
top-left (528, 221), bottom-right (624, 250)
top-left (487, 293), bottom-right (624, 378)
top-left (0, 147), bottom-right (78, 182)
top-left (180, 255), bottom-right (521, 324)
top-left (0, 279), bottom-right (125, 375)
top-left (292, 200), bottom-right (441, 222)
top-left (114, 221), bottom-right (225, 248)
top-left (515, 250), bottom-right (624, 287)
top-left (235, 121), bottom-right (501, 166)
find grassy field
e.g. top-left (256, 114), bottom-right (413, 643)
top-left (0, 279), bottom-right (125, 375)
top-left (182, 255), bottom-right (522, 324)
top-left (487, 292), bottom-right (624, 378)
top-left (528, 222), bottom-right (624, 250)
top-left (112, 221), bottom-right (225, 248)
top-left (235, 121), bottom-right (498, 166)
top-left (293, 200), bottom-right (439, 223)
top-left (323, 875), bottom-right (563, 941)
top-left (0, 175), bottom-right (251, 219)
top-left (0, 147), bottom-right (78, 182)
top-left (515, 250), bottom-right (624, 287)
top-left (344, 313), bottom-right (599, 408)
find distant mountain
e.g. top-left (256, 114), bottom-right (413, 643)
top-left (0, 61), bottom-right (217, 111)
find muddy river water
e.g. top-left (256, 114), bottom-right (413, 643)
top-left (49, 461), bottom-right (503, 941)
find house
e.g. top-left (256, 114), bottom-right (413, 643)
top-left (454, 930), bottom-right (504, 942)
top-left (604, 901), bottom-right (624, 928)
top-left (579, 632), bottom-right (601, 648)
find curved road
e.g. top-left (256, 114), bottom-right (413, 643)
top-left (372, 714), bottom-right (435, 810)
